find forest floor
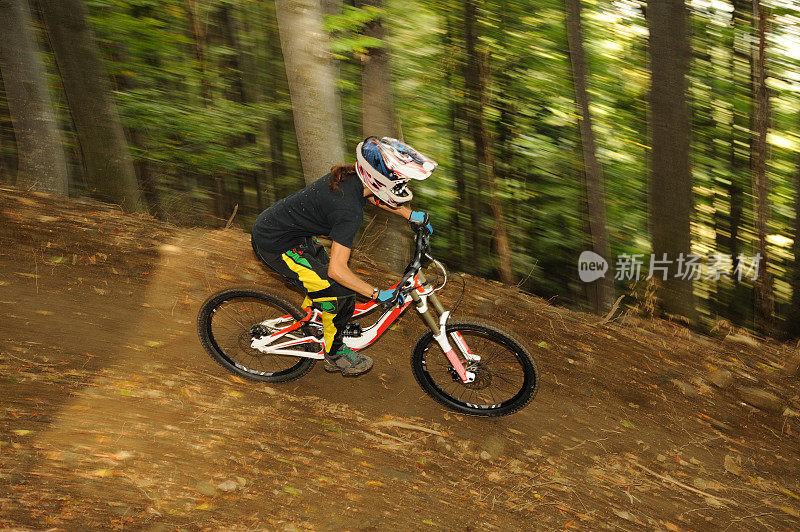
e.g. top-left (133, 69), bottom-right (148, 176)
top-left (0, 187), bottom-right (799, 531)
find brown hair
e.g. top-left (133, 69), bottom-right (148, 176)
top-left (329, 163), bottom-right (356, 191)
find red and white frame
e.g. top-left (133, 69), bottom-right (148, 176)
top-left (248, 276), bottom-right (477, 383)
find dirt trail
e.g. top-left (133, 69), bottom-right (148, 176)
top-left (1, 188), bottom-right (800, 531)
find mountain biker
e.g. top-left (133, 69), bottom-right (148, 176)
top-left (251, 136), bottom-right (436, 377)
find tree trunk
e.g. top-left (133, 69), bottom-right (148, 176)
top-left (444, 10), bottom-right (466, 270)
top-left (110, 5), bottom-right (162, 219)
top-left (463, 0), bottom-right (483, 271)
top-left (645, 0), bottom-right (698, 322)
top-left (38, 0), bottom-right (143, 211)
top-left (268, 117), bottom-right (283, 205)
top-left (129, 128), bottom-right (161, 219)
top-left (0, 69), bottom-right (18, 183)
top-left (359, 1), bottom-right (394, 138)
top-left (726, 0), bottom-right (754, 324)
top-left (565, 0), bottom-right (613, 314)
top-left (751, 0), bottom-right (773, 334)
top-left (219, 3), bottom-right (261, 218)
top-left (789, 143), bottom-right (800, 338)
top-left (0, 0), bottom-right (68, 195)
top-left (275, 0), bottom-right (345, 185)
top-left (185, 0), bottom-right (212, 105)
top-left (265, 12), bottom-right (283, 205)
top-left (357, 0), bottom-right (407, 273)
top-left (463, 0), bottom-right (514, 284)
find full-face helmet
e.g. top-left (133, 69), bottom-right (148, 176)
top-left (355, 136), bottom-right (437, 207)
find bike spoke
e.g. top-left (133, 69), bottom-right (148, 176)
top-left (209, 297), bottom-right (307, 376)
top-left (421, 328), bottom-right (529, 409)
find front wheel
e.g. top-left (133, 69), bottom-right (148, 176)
top-left (411, 320), bottom-right (538, 417)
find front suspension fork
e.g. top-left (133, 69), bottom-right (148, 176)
top-left (409, 272), bottom-right (475, 383)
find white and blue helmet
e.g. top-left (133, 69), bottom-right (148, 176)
top-left (355, 136), bottom-right (437, 207)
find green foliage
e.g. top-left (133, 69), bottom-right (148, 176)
top-left (325, 6), bottom-right (384, 57)
top-left (2, 0), bottom-right (798, 332)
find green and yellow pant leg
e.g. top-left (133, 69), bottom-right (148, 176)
top-left (309, 295), bottom-right (356, 355)
top-left (252, 237), bottom-right (357, 356)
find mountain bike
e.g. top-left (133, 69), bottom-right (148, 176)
top-left (197, 226), bottom-right (539, 417)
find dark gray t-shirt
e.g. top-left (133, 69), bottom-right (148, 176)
top-left (252, 174), bottom-right (366, 253)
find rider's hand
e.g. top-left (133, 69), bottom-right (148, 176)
top-left (409, 211), bottom-right (433, 235)
top-left (376, 288), bottom-right (402, 309)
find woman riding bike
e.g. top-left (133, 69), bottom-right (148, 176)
top-left (251, 137), bottom-right (436, 377)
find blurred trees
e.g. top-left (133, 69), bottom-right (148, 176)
top-left (0, 0), bottom-right (799, 337)
top-left (0, 0), bottom-right (68, 195)
top-left (38, 0), bottom-right (144, 211)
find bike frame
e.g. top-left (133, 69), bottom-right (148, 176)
top-left (249, 270), bottom-right (479, 383)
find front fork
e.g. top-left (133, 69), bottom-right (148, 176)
top-left (409, 271), bottom-right (476, 383)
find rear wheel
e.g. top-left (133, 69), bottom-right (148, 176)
top-left (411, 320), bottom-right (538, 416)
top-left (197, 287), bottom-right (316, 383)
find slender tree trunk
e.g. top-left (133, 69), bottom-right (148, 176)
top-left (0, 0), bottom-right (68, 195)
top-left (184, 0), bottom-right (223, 219)
top-left (645, 0), bottom-right (698, 322)
top-left (275, 0), bottom-right (345, 184)
top-left (789, 143), bottom-right (800, 338)
top-left (264, 13), bottom-right (283, 205)
top-left (727, 0), bottom-right (754, 324)
top-left (751, 0), bottom-right (773, 333)
top-left (444, 11), bottom-right (465, 270)
top-left (109, 5), bottom-right (162, 218)
top-left (463, 0), bottom-right (514, 284)
top-left (219, 3), bottom-right (260, 218)
top-left (129, 128), bottom-right (161, 218)
top-left (0, 69), bottom-right (17, 183)
top-left (449, 101), bottom-right (466, 270)
top-left (38, 0), bottom-right (143, 210)
top-left (463, 0), bottom-right (483, 271)
top-left (565, 0), bottom-right (613, 313)
top-left (267, 118), bottom-right (283, 207)
top-left (185, 0), bottom-right (212, 105)
top-left (357, 0), bottom-right (407, 273)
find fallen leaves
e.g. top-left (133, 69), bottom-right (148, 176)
top-left (724, 454), bottom-right (743, 476)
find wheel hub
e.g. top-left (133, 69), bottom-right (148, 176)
top-left (449, 362), bottom-right (492, 389)
top-left (250, 324), bottom-right (270, 338)
top-left (241, 330), bottom-right (264, 353)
